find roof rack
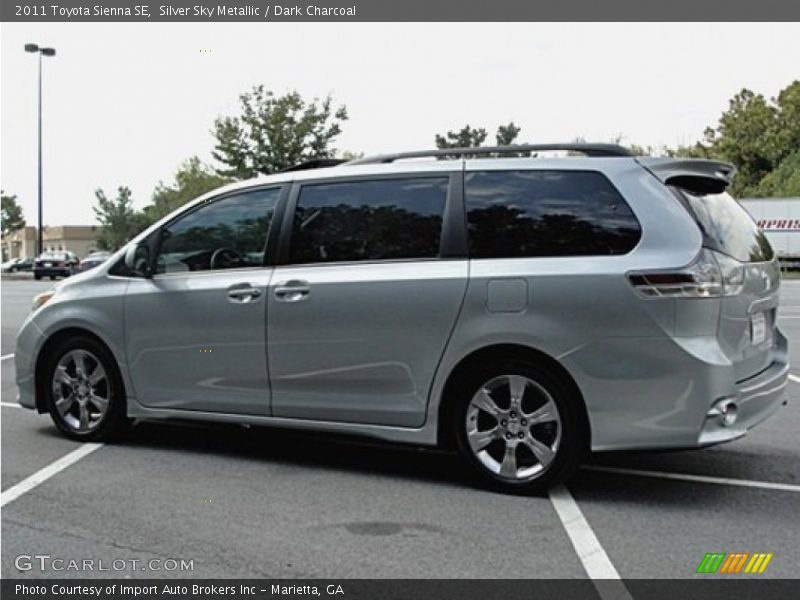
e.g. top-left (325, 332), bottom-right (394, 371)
top-left (278, 158), bottom-right (348, 173)
top-left (346, 143), bottom-right (632, 165)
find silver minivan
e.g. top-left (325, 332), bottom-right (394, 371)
top-left (15, 144), bottom-right (789, 493)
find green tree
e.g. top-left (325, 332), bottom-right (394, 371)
top-left (435, 122), bottom-right (522, 158)
top-left (752, 150), bottom-right (800, 197)
top-left (1, 191), bottom-right (25, 237)
top-left (146, 157), bottom-right (230, 221)
top-left (93, 186), bottom-right (148, 251)
top-left (212, 86), bottom-right (348, 179)
top-left (678, 81), bottom-right (800, 196)
top-left (496, 122), bottom-right (522, 146)
top-left (628, 144), bottom-right (656, 156)
top-left (338, 150), bottom-right (364, 161)
top-left (702, 89), bottom-right (779, 195)
top-left (435, 124), bottom-right (488, 150)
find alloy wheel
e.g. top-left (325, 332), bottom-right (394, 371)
top-left (465, 374), bottom-right (562, 481)
top-left (51, 349), bottom-right (110, 432)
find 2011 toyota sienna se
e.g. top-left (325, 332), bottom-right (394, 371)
top-left (14, 144), bottom-right (789, 493)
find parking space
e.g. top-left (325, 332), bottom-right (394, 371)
top-left (0, 379), bottom-right (85, 490)
top-left (1, 277), bottom-right (798, 583)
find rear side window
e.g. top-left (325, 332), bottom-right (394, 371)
top-left (289, 177), bottom-right (448, 264)
top-left (465, 170), bottom-right (641, 258)
top-left (677, 190), bottom-right (774, 263)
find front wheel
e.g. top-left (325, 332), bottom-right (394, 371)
top-left (453, 360), bottom-right (585, 494)
top-left (43, 336), bottom-right (130, 441)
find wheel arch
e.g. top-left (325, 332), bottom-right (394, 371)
top-left (437, 343), bottom-right (591, 451)
top-left (34, 327), bottom-right (124, 414)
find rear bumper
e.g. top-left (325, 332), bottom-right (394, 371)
top-left (698, 351), bottom-right (789, 446)
top-left (561, 330), bottom-right (789, 452)
top-left (34, 267), bottom-right (71, 277)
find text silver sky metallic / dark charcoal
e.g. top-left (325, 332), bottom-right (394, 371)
top-left (2, 0), bottom-right (799, 21)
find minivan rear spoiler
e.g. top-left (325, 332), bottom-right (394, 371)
top-left (635, 157), bottom-right (736, 195)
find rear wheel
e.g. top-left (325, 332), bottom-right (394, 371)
top-left (34, 273), bottom-right (41, 280)
top-left (43, 336), bottom-right (130, 441)
top-left (453, 360), bottom-right (584, 494)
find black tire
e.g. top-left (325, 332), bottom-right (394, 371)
top-left (34, 273), bottom-right (41, 280)
top-left (49, 275), bottom-right (56, 280)
top-left (452, 359), bottom-right (585, 495)
top-left (43, 335), bottom-right (130, 442)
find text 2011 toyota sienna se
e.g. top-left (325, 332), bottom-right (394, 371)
top-left (15, 144), bottom-right (789, 493)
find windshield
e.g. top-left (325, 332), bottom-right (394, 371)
top-left (676, 189), bottom-right (774, 263)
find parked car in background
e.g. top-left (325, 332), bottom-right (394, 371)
top-left (77, 251), bottom-right (111, 273)
top-left (33, 251), bottom-right (79, 280)
top-left (2, 257), bottom-right (34, 273)
top-left (12, 257), bottom-right (35, 272)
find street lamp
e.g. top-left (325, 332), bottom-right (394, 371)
top-left (25, 43), bottom-right (56, 256)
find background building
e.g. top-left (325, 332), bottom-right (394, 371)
top-left (1, 225), bottom-right (103, 260)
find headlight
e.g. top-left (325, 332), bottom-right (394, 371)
top-left (32, 290), bottom-right (57, 311)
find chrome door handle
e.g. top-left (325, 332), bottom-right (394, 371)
top-left (227, 285), bottom-right (262, 303)
top-left (274, 280), bottom-right (310, 302)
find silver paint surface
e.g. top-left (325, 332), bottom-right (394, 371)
top-left (15, 157), bottom-right (789, 451)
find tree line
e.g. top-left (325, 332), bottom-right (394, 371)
top-left (2, 80), bottom-right (798, 251)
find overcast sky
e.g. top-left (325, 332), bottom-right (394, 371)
top-left (2, 22), bottom-right (799, 226)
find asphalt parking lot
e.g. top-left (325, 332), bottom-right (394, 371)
top-left (1, 276), bottom-right (798, 582)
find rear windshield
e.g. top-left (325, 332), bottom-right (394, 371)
top-left (675, 189), bottom-right (774, 263)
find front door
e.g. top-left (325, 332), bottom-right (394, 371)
top-left (268, 175), bottom-right (468, 427)
top-left (124, 187), bottom-right (281, 415)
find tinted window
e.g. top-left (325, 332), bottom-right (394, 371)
top-left (465, 170), bottom-right (641, 258)
top-left (156, 188), bottom-right (279, 274)
top-left (678, 190), bottom-right (774, 263)
top-left (39, 252), bottom-right (68, 260)
top-left (289, 177), bottom-right (448, 264)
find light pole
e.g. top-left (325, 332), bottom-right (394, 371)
top-left (25, 43), bottom-right (56, 256)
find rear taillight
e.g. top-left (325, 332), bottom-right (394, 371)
top-left (713, 251), bottom-right (745, 296)
top-left (628, 248), bottom-right (744, 298)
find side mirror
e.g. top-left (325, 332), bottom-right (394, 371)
top-left (125, 243), bottom-right (153, 278)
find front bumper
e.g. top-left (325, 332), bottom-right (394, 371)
top-left (14, 316), bottom-right (44, 410)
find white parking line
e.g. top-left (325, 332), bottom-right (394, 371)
top-left (1, 402), bottom-right (21, 408)
top-left (0, 354), bottom-right (14, 361)
top-left (789, 374), bottom-right (800, 384)
top-left (583, 465), bottom-right (800, 493)
top-left (0, 443), bottom-right (103, 508)
top-left (549, 485), bottom-right (633, 600)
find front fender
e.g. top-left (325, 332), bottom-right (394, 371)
top-left (23, 275), bottom-right (132, 410)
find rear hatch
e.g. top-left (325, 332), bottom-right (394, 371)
top-left (638, 158), bottom-right (780, 382)
top-left (35, 253), bottom-right (67, 269)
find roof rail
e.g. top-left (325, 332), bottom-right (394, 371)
top-left (278, 158), bottom-right (348, 173)
top-left (346, 143), bottom-right (632, 165)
